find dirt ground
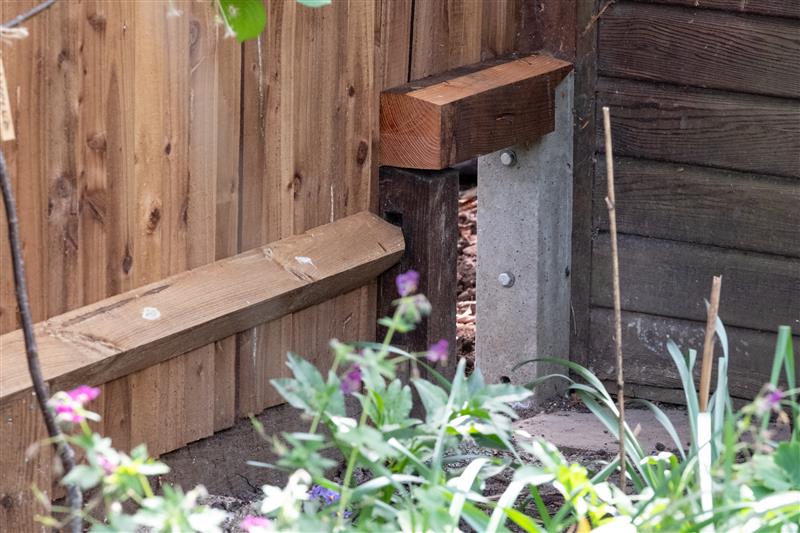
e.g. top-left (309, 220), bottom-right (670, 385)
top-left (457, 185), bottom-right (478, 374)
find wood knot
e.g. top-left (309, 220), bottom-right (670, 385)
top-left (87, 12), bottom-right (106, 32)
top-left (164, 141), bottom-right (172, 155)
top-left (0, 494), bottom-right (13, 510)
top-left (146, 206), bottom-right (161, 233)
top-left (189, 20), bottom-right (200, 48)
top-left (289, 172), bottom-right (303, 199)
top-left (347, 85), bottom-right (356, 97)
top-left (355, 140), bottom-right (368, 166)
top-left (57, 49), bottom-right (70, 68)
top-left (86, 132), bottom-right (107, 152)
top-left (122, 244), bottom-right (133, 274)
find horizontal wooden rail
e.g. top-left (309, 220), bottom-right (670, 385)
top-left (380, 54), bottom-right (573, 169)
top-left (0, 212), bottom-right (403, 406)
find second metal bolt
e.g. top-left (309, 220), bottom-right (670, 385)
top-left (500, 150), bottom-right (516, 167)
top-left (498, 271), bottom-right (515, 288)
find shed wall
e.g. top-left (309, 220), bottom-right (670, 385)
top-left (586, 0), bottom-right (800, 399)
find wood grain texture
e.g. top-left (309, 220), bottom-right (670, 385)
top-left (596, 77), bottom-right (800, 178)
top-left (569, 0), bottom-right (597, 370)
top-left (637, 0), bottom-right (800, 18)
top-left (378, 167), bottom-right (460, 381)
top-left (380, 54), bottom-right (572, 169)
top-left (599, 2), bottom-right (800, 98)
top-left (0, 397), bottom-right (51, 532)
top-left (591, 233), bottom-right (800, 334)
top-left (590, 308), bottom-right (799, 399)
top-left (410, 0), bottom-right (483, 79)
top-left (238, 0), bottom-right (380, 417)
top-left (0, 212), bottom-right (403, 408)
top-left (593, 158), bottom-right (800, 257)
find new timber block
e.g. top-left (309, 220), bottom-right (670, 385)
top-left (476, 73), bottom-right (574, 404)
top-left (0, 212), bottom-right (403, 408)
top-left (380, 54), bottom-right (573, 170)
top-left (378, 166), bottom-right (459, 381)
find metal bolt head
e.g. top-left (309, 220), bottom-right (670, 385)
top-left (500, 150), bottom-right (517, 167)
top-left (498, 271), bottom-right (515, 288)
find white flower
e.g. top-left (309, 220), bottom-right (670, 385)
top-left (260, 469), bottom-right (311, 522)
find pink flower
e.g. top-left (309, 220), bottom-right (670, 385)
top-left (340, 365), bottom-right (362, 395)
top-left (97, 454), bottom-right (118, 475)
top-left (425, 339), bottom-right (449, 363)
top-left (240, 515), bottom-right (271, 532)
top-left (55, 404), bottom-right (84, 423)
top-left (67, 385), bottom-right (101, 405)
top-left (396, 270), bottom-right (420, 297)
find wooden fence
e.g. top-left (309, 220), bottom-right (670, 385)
top-left (0, 1), bottom-right (572, 529)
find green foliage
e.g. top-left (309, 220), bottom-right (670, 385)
top-left (37, 275), bottom-right (799, 532)
top-left (217, 0), bottom-right (331, 43)
top-left (217, 0), bottom-right (266, 42)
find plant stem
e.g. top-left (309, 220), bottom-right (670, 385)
top-left (334, 305), bottom-right (403, 528)
top-left (308, 356), bottom-right (342, 435)
top-left (0, 149), bottom-right (82, 531)
top-left (699, 276), bottom-right (722, 412)
top-left (1, 0), bottom-right (57, 29)
top-left (602, 106), bottom-right (626, 491)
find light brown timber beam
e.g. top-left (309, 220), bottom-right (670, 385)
top-left (0, 212), bottom-right (403, 407)
top-left (380, 54), bottom-right (573, 169)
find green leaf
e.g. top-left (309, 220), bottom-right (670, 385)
top-left (218, 0), bottom-right (267, 42)
top-left (775, 442), bottom-right (800, 487)
top-left (297, 0), bottom-right (332, 6)
top-left (413, 378), bottom-right (449, 423)
top-left (61, 464), bottom-right (102, 490)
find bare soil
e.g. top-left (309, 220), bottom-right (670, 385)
top-left (457, 185), bottom-right (477, 374)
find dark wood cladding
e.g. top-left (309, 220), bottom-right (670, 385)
top-left (599, 2), bottom-right (800, 98)
top-left (637, 0), bottom-right (800, 18)
top-left (596, 77), bottom-right (800, 178)
top-left (593, 158), bottom-right (800, 257)
top-left (590, 308), bottom-right (798, 400)
top-left (591, 233), bottom-right (800, 334)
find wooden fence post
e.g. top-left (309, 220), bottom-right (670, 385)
top-left (378, 166), bottom-right (459, 380)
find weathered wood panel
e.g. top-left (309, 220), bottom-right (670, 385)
top-left (0, 212), bottom-right (403, 408)
top-left (590, 308), bottom-right (799, 399)
top-left (238, 1), bottom-right (381, 416)
top-left (0, 397), bottom-right (51, 532)
top-left (637, 0), bottom-right (800, 18)
top-left (592, 233), bottom-right (800, 334)
top-left (599, 2), bottom-right (800, 98)
top-left (380, 55), bottom-right (572, 169)
top-left (569, 0), bottom-right (597, 370)
top-left (593, 158), bottom-right (800, 257)
top-left (0, 0), bottom-right (244, 507)
top-left (596, 77), bottom-right (800, 178)
top-left (378, 167), bottom-right (459, 380)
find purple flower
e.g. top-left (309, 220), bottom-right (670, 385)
top-left (309, 484), bottom-right (340, 506)
top-left (396, 270), bottom-right (420, 297)
top-left (240, 515), bottom-right (271, 532)
top-left (767, 389), bottom-right (783, 407)
top-left (67, 385), bottom-right (101, 405)
top-left (425, 339), bottom-right (449, 363)
top-left (340, 365), bottom-right (362, 395)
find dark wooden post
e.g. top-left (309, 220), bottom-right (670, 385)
top-left (378, 166), bottom-right (459, 380)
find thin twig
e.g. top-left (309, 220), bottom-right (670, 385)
top-left (0, 0), bottom-right (57, 29)
top-left (602, 106), bottom-right (626, 490)
top-left (699, 276), bottom-right (722, 412)
top-left (1, 149), bottom-right (82, 531)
